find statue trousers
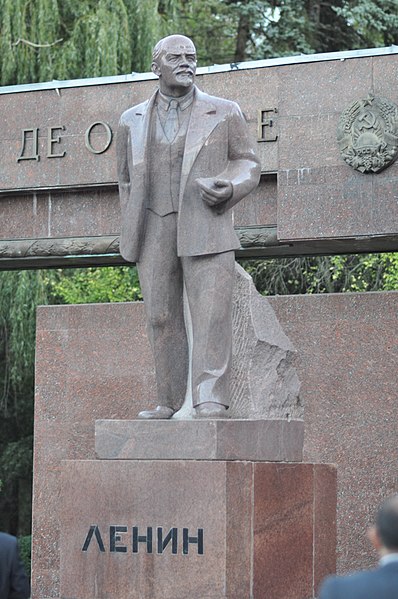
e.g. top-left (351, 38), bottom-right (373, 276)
top-left (137, 209), bottom-right (234, 411)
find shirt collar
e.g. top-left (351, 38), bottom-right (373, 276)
top-left (380, 553), bottom-right (398, 567)
top-left (157, 87), bottom-right (195, 112)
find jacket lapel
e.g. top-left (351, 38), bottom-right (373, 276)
top-left (131, 91), bottom-right (158, 167)
top-left (179, 87), bottom-right (220, 203)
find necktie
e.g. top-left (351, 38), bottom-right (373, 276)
top-left (164, 99), bottom-right (179, 142)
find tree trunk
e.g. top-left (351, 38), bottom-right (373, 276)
top-left (234, 12), bottom-right (250, 62)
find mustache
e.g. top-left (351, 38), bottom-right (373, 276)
top-left (176, 68), bottom-right (194, 76)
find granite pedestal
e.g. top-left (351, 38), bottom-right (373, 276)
top-left (59, 422), bottom-right (336, 599)
top-left (95, 418), bottom-right (304, 461)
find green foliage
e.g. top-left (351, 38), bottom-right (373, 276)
top-left (0, 271), bottom-right (46, 534)
top-left (0, 271), bottom-right (47, 414)
top-left (171, 0), bottom-right (398, 65)
top-left (57, 0), bottom-right (132, 80)
top-left (377, 253), bottom-right (398, 291)
top-left (127, 0), bottom-right (166, 73)
top-left (164, 0), bottom-right (238, 65)
top-left (0, 437), bottom-right (33, 485)
top-left (44, 266), bottom-right (142, 304)
top-left (18, 534), bottom-right (31, 575)
top-left (42, 255), bottom-right (398, 305)
top-left (242, 253), bottom-right (398, 296)
top-left (1, 0), bottom-right (398, 86)
top-left (0, 0), bottom-right (179, 85)
top-left (335, 0), bottom-right (398, 47)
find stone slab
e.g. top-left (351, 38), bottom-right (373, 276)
top-left (269, 291), bottom-right (398, 574)
top-left (277, 54), bottom-right (398, 241)
top-left (1, 52), bottom-right (398, 255)
top-left (59, 460), bottom-right (336, 599)
top-left (95, 418), bottom-right (304, 461)
top-left (231, 263), bottom-right (301, 419)
top-left (32, 291), bottom-right (398, 597)
top-left (32, 302), bottom-right (155, 599)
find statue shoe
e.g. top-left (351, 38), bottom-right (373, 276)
top-left (137, 405), bottom-right (175, 419)
top-left (194, 402), bottom-right (228, 419)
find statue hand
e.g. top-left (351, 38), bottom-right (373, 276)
top-left (197, 177), bottom-right (233, 206)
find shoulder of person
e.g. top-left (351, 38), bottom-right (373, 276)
top-left (119, 97), bottom-right (153, 126)
top-left (0, 532), bottom-right (17, 547)
top-left (320, 568), bottom-right (380, 596)
top-left (0, 532), bottom-right (18, 558)
top-left (195, 88), bottom-right (242, 116)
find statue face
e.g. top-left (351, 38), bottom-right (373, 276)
top-left (153, 36), bottom-right (196, 97)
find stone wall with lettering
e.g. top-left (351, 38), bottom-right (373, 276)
top-left (0, 49), bottom-right (397, 262)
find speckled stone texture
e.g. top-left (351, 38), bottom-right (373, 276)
top-left (32, 290), bottom-right (397, 597)
top-left (58, 460), bottom-right (336, 599)
top-left (32, 302), bottom-right (154, 599)
top-left (95, 418), bottom-right (304, 461)
top-left (276, 55), bottom-right (398, 241)
top-left (176, 262), bottom-right (302, 419)
top-left (1, 53), bottom-right (397, 246)
top-left (231, 263), bottom-right (301, 419)
top-left (269, 291), bottom-right (398, 575)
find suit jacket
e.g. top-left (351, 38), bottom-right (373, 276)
top-left (0, 533), bottom-right (30, 599)
top-left (116, 85), bottom-right (261, 262)
top-left (319, 562), bottom-right (398, 599)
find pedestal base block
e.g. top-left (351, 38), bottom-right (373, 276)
top-left (95, 418), bottom-right (304, 461)
top-left (59, 460), bottom-right (336, 599)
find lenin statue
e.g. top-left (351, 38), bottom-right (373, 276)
top-left (117, 35), bottom-right (261, 419)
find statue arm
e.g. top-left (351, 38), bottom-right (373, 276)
top-left (224, 103), bottom-right (261, 209)
top-left (116, 117), bottom-right (131, 213)
top-left (197, 104), bottom-right (261, 213)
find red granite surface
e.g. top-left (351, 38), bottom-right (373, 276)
top-left (1, 53), bottom-right (397, 245)
top-left (58, 459), bottom-right (335, 599)
top-left (269, 291), bottom-right (398, 574)
top-left (32, 290), bottom-right (397, 596)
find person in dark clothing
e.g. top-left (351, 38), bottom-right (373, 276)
top-left (0, 532), bottom-right (30, 599)
top-left (319, 494), bottom-right (398, 599)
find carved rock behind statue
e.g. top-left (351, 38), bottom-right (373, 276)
top-left (230, 263), bottom-right (301, 419)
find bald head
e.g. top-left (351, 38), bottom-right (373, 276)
top-left (152, 35), bottom-right (196, 63)
top-left (376, 494), bottom-right (398, 551)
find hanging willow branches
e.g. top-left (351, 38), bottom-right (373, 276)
top-left (1, 0), bottom-right (398, 86)
top-left (0, 271), bottom-right (47, 417)
top-left (0, 0), bottom-right (181, 85)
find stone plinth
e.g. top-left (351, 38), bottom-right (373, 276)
top-left (95, 418), bottom-right (303, 461)
top-left (59, 460), bottom-right (336, 599)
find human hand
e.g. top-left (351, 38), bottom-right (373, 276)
top-left (196, 177), bottom-right (233, 207)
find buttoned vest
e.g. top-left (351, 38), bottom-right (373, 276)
top-left (148, 103), bottom-right (191, 216)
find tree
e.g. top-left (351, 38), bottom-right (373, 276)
top-left (214, 1), bottom-right (398, 63)
top-left (335, 0), bottom-right (398, 47)
top-left (241, 253), bottom-right (398, 296)
top-left (2, 1), bottom-right (397, 86)
top-left (45, 266), bottom-right (142, 304)
top-left (0, 271), bottom-right (47, 535)
top-left (0, 0), bottom-right (178, 85)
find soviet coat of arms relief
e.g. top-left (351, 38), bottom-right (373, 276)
top-left (337, 94), bottom-right (398, 173)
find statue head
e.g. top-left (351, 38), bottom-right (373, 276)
top-left (151, 35), bottom-right (197, 97)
